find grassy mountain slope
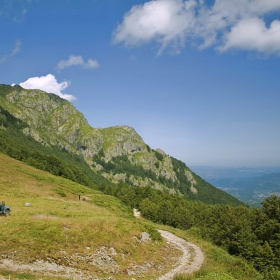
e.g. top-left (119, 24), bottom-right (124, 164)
top-left (0, 152), bottom-right (262, 280)
top-left (0, 104), bottom-right (113, 190)
top-left (0, 152), bottom-right (175, 279)
top-left (0, 84), bottom-right (243, 206)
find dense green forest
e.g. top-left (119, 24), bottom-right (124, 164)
top-left (1, 104), bottom-right (280, 278)
top-left (98, 183), bottom-right (280, 279)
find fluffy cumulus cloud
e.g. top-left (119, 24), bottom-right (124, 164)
top-left (56, 55), bottom-right (100, 71)
top-left (218, 18), bottom-right (280, 54)
top-left (113, 0), bottom-right (196, 54)
top-left (113, 0), bottom-right (280, 55)
top-left (19, 74), bottom-right (76, 102)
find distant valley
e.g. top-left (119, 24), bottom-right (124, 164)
top-left (191, 166), bottom-right (280, 206)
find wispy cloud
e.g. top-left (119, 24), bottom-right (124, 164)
top-left (0, 40), bottom-right (21, 64)
top-left (56, 55), bottom-right (100, 71)
top-left (113, 0), bottom-right (280, 56)
top-left (0, 0), bottom-right (29, 23)
top-left (19, 74), bottom-right (76, 102)
top-left (13, 8), bottom-right (27, 23)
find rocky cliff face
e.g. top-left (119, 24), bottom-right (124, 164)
top-left (0, 84), bottom-right (198, 195)
top-left (1, 85), bottom-right (103, 160)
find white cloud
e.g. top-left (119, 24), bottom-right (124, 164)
top-left (56, 55), bottom-right (100, 71)
top-left (218, 18), bottom-right (280, 54)
top-left (0, 40), bottom-right (21, 64)
top-left (113, 0), bottom-right (196, 54)
top-left (19, 74), bottom-right (76, 102)
top-left (113, 0), bottom-right (280, 55)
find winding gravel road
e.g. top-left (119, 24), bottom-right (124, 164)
top-left (0, 230), bottom-right (204, 280)
top-left (157, 230), bottom-right (204, 280)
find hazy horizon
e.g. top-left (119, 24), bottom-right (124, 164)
top-left (1, 0), bottom-right (280, 167)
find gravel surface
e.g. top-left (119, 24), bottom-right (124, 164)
top-left (157, 230), bottom-right (204, 280)
top-left (0, 231), bottom-right (204, 280)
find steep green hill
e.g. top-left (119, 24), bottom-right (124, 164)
top-left (0, 152), bottom-right (172, 279)
top-left (0, 153), bottom-right (263, 280)
top-left (0, 84), bottom-right (242, 206)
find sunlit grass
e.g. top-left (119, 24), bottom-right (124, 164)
top-left (0, 153), bottom-right (263, 279)
top-left (0, 153), bottom-right (179, 279)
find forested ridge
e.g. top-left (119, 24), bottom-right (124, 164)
top-left (1, 103), bottom-right (280, 278)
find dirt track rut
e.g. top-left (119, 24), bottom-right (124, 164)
top-left (157, 230), bottom-right (204, 280)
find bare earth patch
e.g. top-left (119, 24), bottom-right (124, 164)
top-left (0, 259), bottom-right (96, 280)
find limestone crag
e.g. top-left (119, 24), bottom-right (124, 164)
top-left (2, 86), bottom-right (104, 158)
top-left (100, 126), bottom-right (148, 160)
top-left (185, 170), bottom-right (198, 194)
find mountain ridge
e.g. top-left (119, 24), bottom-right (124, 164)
top-left (0, 84), bottom-right (243, 206)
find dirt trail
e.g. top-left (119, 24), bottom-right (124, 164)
top-left (0, 230), bottom-right (204, 280)
top-left (157, 230), bottom-right (204, 280)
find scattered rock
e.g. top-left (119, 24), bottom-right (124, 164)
top-left (133, 208), bottom-right (141, 218)
top-left (141, 232), bottom-right (151, 243)
top-left (0, 231), bottom-right (204, 280)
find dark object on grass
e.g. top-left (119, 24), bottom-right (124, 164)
top-left (0, 201), bottom-right (11, 216)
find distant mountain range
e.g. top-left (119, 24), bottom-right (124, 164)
top-left (0, 84), bottom-right (242, 206)
top-left (191, 166), bottom-right (280, 206)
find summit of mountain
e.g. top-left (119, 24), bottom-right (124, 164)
top-left (0, 84), bottom-right (243, 206)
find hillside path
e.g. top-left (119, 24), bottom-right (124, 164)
top-left (157, 230), bottom-right (204, 280)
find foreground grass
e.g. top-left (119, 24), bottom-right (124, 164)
top-left (0, 153), bottom-right (263, 280)
top-left (0, 153), bottom-right (177, 279)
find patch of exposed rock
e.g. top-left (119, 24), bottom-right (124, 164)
top-left (0, 229), bottom-right (204, 280)
top-left (185, 170), bottom-right (198, 194)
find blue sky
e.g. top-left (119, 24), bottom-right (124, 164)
top-left (1, 0), bottom-right (280, 167)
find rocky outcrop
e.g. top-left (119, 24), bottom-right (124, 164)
top-left (2, 85), bottom-right (104, 158)
top-left (100, 126), bottom-right (148, 160)
top-left (185, 170), bottom-right (198, 194)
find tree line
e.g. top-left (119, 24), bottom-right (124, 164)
top-left (98, 182), bottom-right (280, 279)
